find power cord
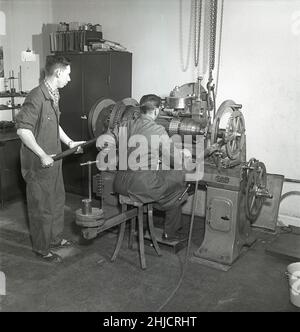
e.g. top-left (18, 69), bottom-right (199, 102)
top-left (156, 180), bottom-right (199, 312)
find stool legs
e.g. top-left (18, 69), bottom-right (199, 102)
top-left (111, 200), bottom-right (162, 269)
top-left (128, 217), bottom-right (136, 249)
top-left (138, 206), bottom-right (146, 269)
top-left (111, 203), bottom-right (127, 262)
top-left (147, 204), bottom-right (162, 256)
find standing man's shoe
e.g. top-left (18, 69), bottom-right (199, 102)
top-left (50, 238), bottom-right (73, 249)
top-left (35, 251), bottom-right (63, 263)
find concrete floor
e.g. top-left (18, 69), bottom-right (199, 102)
top-left (0, 193), bottom-right (299, 312)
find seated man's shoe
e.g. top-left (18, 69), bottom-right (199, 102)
top-left (50, 238), bottom-right (73, 249)
top-left (162, 232), bottom-right (187, 242)
top-left (35, 251), bottom-right (62, 263)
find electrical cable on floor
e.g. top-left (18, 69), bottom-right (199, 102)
top-left (156, 180), bottom-right (199, 312)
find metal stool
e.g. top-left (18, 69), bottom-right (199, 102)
top-left (111, 195), bottom-right (162, 269)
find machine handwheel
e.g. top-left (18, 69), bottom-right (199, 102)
top-left (225, 110), bottom-right (246, 160)
top-left (245, 162), bottom-right (267, 223)
top-left (210, 100), bottom-right (245, 161)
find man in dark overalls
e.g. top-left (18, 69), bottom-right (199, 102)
top-left (97, 94), bottom-right (192, 241)
top-left (16, 55), bottom-right (85, 262)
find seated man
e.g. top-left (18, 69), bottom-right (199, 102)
top-left (97, 94), bottom-right (192, 241)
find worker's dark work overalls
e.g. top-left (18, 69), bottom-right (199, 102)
top-left (15, 83), bottom-right (65, 255)
top-left (113, 114), bottom-right (188, 236)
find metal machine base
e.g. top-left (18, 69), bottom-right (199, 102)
top-left (190, 255), bottom-right (232, 271)
top-left (191, 163), bottom-right (258, 269)
top-left (191, 240), bottom-right (256, 271)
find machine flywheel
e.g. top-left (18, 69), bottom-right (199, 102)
top-left (245, 161), bottom-right (268, 223)
top-left (211, 100), bottom-right (245, 161)
top-left (88, 98), bottom-right (116, 138)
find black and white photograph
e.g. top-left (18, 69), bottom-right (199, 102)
top-left (0, 0), bottom-right (300, 315)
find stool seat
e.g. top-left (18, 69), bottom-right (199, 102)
top-left (119, 195), bottom-right (143, 207)
top-left (111, 194), bottom-right (162, 269)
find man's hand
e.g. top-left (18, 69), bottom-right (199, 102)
top-left (69, 140), bottom-right (86, 154)
top-left (40, 154), bottom-right (54, 168)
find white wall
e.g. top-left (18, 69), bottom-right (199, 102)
top-left (50, 0), bottom-right (300, 223)
top-left (1, 0), bottom-right (299, 223)
top-left (0, 0), bottom-right (52, 120)
top-left (50, 0), bottom-right (195, 100)
top-left (216, 0), bottom-right (300, 223)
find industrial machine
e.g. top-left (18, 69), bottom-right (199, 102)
top-left (55, 1), bottom-right (273, 269)
top-left (66, 75), bottom-right (272, 270)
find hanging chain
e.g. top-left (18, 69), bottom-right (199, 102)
top-left (179, 0), bottom-right (195, 72)
top-left (209, 0), bottom-right (218, 76)
top-left (214, 0), bottom-right (224, 99)
top-left (194, 0), bottom-right (202, 68)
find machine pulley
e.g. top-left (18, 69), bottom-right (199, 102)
top-left (88, 98), bottom-right (139, 138)
top-left (210, 99), bottom-right (246, 165)
top-left (88, 98), bottom-right (116, 138)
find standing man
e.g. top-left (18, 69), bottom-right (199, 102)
top-left (16, 55), bottom-right (85, 262)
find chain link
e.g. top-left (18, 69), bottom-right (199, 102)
top-left (209, 0), bottom-right (218, 73)
top-left (194, 0), bottom-right (202, 68)
top-left (179, 0), bottom-right (194, 72)
top-left (215, 0), bottom-right (224, 99)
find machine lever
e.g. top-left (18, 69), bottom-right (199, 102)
top-left (178, 184), bottom-right (191, 201)
top-left (53, 137), bottom-right (97, 161)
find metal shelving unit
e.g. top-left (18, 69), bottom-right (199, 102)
top-left (0, 91), bottom-right (27, 122)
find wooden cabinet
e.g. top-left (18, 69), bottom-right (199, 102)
top-left (0, 134), bottom-right (25, 208)
top-left (0, 92), bottom-right (27, 207)
top-left (57, 51), bottom-right (132, 195)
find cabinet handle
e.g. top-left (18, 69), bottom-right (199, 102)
top-left (81, 115), bottom-right (87, 120)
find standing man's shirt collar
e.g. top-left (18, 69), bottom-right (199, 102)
top-left (44, 79), bottom-right (60, 107)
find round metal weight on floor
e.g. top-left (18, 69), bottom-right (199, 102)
top-left (75, 207), bottom-right (105, 227)
top-left (81, 227), bottom-right (99, 240)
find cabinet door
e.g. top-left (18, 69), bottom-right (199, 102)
top-left (80, 54), bottom-right (111, 196)
top-left (110, 52), bottom-right (132, 100)
top-left (0, 139), bottom-right (25, 206)
top-left (60, 54), bottom-right (83, 140)
top-left (59, 54), bottom-right (85, 194)
top-left (82, 53), bottom-right (110, 132)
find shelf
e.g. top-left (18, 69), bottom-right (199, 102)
top-left (0, 92), bottom-right (28, 98)
top-left (0, 105), bottom-right (22, 111)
